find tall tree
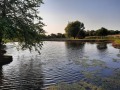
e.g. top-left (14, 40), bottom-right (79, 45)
top-left (65, 21), bottom-right (85, 39)
top-left (0, 0), bottom-right (45, 54)
top-left (96, 27), bottom-right (108, 36)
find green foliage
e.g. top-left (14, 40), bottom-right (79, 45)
top-left (85, 30), bottom-right (96, 36)
top-left (65, 21), bottom-right (85, 39)
top-left (47, 81), bottom-right (102, 90)
top-left (0, 0), bottom-right (45, 53)
top-left (85, 28), bottom-right (120, 37)
top-left (46, 33), bottom-right (65, 38)
top-left (95, 27), bottom-right (108, 36)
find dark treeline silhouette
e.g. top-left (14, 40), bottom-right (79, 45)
top-left (42, 21), bottom-right (120, 39)
top-left (64, 21), bottom-right (120, 39)
top-left (85, 28), bottom-right (120, 37)
top-left (43, 28), bottom-right (120, 39)
top-left (42, 33), bottom-right (65, 39)
top-left (65, 21), bottom-right (85, 39)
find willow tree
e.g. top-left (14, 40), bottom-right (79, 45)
top-left (0, 0), bottom-right (45, 55)
top-left (65, 21), bottom-right (85, 39)
top-left (96, 27), bottom-right (108, 38)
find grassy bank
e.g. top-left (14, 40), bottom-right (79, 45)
top-left (42, 38), bottom-right (111, 42)
top-left (114, 39), bottom-right (120, 44)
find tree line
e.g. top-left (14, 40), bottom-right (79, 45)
top-left (41, 33), bottom-right (65, 39)
top-left (44, 20), bottom-right (120, 39)
top-left (64, 21), bottom-right (120, 39)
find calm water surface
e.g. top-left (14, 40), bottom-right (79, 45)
top-left (0, 41), bottom-right (120, 90)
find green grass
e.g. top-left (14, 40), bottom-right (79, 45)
top-left (114, 39), bottom-right (120, 44)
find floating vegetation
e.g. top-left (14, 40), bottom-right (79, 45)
top-left (102, 78), bottom-right (120, 90)
top-left (101, 71), bottom-right (120, 90)
top-left (112, 58), bottom-right (120, 62)
top-left (74, 58), bottom-right (107, 69)
top-left (90, 59), bottom-right (106, 68)
top-left (73, 58), bottom-right (91, 68)
top-left (46, 81), bottom-right (103, 90)
top-left (81, 68), bottom-right (120, 90)
top-left (81, 70), bottom-right (100, 79)
top-left (117, 54), bottom-right (120, 57)
top-left (46, 68), bottom-right (120, 90)
top-left (84, 55), bottom-right (89, 58)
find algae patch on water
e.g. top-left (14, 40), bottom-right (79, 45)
top-left (46, 81), bottom-right (103, 90)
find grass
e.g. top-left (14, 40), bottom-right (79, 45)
top-left (114, 39), bottom-right (120, 44)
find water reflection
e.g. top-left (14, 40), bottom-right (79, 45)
top-left (0, 41), bottom-right (120, 90)
top-left (17, 58), bottom-right (44, 90)
top-left (65, 41), bottom-right (85, 49)
top-left (97, 43), bottom-right (107, 50)
top-left (0, 57), bottom-right (44, 90)
top-left (65, 41), bottom-right (85, 63)
top-left (0, 66), bottom-right (3, 85)
top-left (96, 43), bottom-right (108, 57)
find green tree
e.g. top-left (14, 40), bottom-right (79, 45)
top-left (96, 27), bottom-right (108, 37)
top-left (56, 33), bottom-right (65, 38)
top-left (50, 33), bottom-right (57, 38)
top-left (0, 0), bottom-right (45, 55)
top-left (65, 21), bottom-right (85, 39)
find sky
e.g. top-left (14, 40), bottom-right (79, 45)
top-left (39, 0), bottom-right (120, 34)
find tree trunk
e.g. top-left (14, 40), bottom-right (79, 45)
top-left (74, 36), bottom-right (76, 39)
top-left (0, 32), bottom-right (2, 50)
top-left (0, 0), bottom-right (6, 45)
top-left (2, 0), bottom-right (6, 17)
top-left (0, 37), bottom-right (3, 57)
top-left (0, 0), bottom-right (6, 56)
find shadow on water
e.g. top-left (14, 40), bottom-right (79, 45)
top-left (97, 43), bottom-right (107, 50)
top-left (0, 44), bottom-right (13, 65)
top-left (17, 58), bottom-right (44, 90)
top-left (0, 57), bottom-right (44, 90)
top-left (96, 43), bottom-right (108, 57)
top-left (65, 41), bottom-right (85, 64)
top-left (0, 66), bottom-right (3, 86)
top-left (65, 41), bottom-right (85, 49)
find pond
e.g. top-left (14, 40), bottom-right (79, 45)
top-left (0, 41), bottom-right (120, 90)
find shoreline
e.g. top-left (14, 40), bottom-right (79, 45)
top-left (42, 38), bottom-right (120, 49)
top-left (41, 38), bottom-right (113, 43)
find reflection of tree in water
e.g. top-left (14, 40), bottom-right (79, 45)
top-left (117, 49), bottom-right (120, 57)
top-left (65, 41), bottom-right (85, 64)
top-left (65, 41), bottom-right (85, 49)
top-left (0, 66), bottom-right (3, 86)
top-left (96, 43), bottom-right (108, 57)
top-left (97, 43), bottom-right (107, 50)
top-left (0, 56), bottom-right (44, 90)
top-left (65, 42), bottom-right (107, 68)
top-left (18, 58), bottom-right (44, 90)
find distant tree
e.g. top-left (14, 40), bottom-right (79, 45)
top-left (0, 0), bottom-right (45, 55)
top-left (56, 33), bottom-right (65, 38)
top-left (50, 33), bottom-right (57, 38)
top-left (96, 27), bottom-right (108, 36)
top-left (56, 33), bottom-right (62, 38)
top-left (85, 30), bottom-right (96, 36)
top-left (90, 30), bottom-right (96, 36)
top-left (114, 30), bottom-right (120, 34)
top-left (108, 30), bottom-right (120, 35)
top-left (65, 21), bottom-right (85, 39)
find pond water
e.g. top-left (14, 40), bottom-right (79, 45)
top-left (0, 41), bottom-right (120, 90)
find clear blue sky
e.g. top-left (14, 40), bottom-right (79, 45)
top-left (39, 0), bottom-right (120, 34)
